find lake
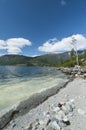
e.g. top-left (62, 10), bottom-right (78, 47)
top-left (0, 66), bottom-right (68, 114)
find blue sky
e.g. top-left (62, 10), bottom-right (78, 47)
top-left (0, 0), bottom-right (86, 56)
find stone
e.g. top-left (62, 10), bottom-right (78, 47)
top-left (53, 107), bottom-right (60, 113)
top-left (46, 119), bottom-right (51, 126)
top-left (58, 102), bottom-right (65, 108)
top-left (49, 121), bottom-right (61, 130)
top-left (78, 108), bottom-right (86, 115)
top-left (51, 117), bottom-right (59, 124)
top-left (46, 126), bottom-right (54, 130)
top-left (65, 102), bottom-right (73, 113)
top-left (24, 120), bottom-right (39, 130)
top-left (68, 100), bottom-right (75, 109)
top-left (12, 123), bottom-right (16, 128)
top-left (62, 105), bottom-right (69, 115)
top-left (36, 124), bottom-right (46, 130)
top-left (39, 120), bottom-right (45, 125)
top-left (58, 121), bottom-right (67, 127)
top-left (62, 116), bottom-right (70, 125)
top-left (44, 111), bottom-right (50, 117)
top-left (24, 123), bottom-right (32, 130)
top-left (84, 73), bottom-right (86, 79)
top-left (62, 100), bottom-right (74, 114)
top-left (55, 110), bottom-right (65, 121)
top-left (23, 100), bottom-right (74, 130)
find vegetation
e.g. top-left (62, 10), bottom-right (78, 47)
top-left (0, 55), bottom-right (33, 65)
top-left (58, 50), bottom-right (86, 67)
top-left (0, 50), bottom-right (86, 68)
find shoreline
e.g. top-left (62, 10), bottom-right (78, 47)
top-left (16, 77), bottom-right (73, 116)
top-left (4, 77), bottom-right (86, 130)
top-left (0, 76), bottom-right (73, 129)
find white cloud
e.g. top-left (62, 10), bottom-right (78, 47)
top-left (0, 38), bottom-right (32, 54)
top-left (60, 0), bottom-right (66, 6)
top-left (31, 55), bottom-right (38, 57)
top-left (38, 34), bottom-right (86, 53)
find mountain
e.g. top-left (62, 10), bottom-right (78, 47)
top-left (0, 50), bottom-right (86, 67)
top-left (0, 52), bottom-right (70, 66)
top-left (0, 55), bottom-right (33, 65)
top-left (31, 52), bottom-right (70, 66)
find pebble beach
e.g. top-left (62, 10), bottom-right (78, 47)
top-left (2, 77), bottom-right (86, 130)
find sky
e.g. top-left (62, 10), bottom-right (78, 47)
top-left (0, 0), bottom-right (86, 56)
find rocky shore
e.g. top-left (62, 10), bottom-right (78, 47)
top-left (23, 99), bottom-right (75, 130)
top-left (0, 77), bottom-right (71, 130)
top-left (3, 77), bottom-right (86, 130)
top-left (59, 66), bottom-right (86, 79)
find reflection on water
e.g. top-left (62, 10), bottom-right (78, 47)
top-left (0, 66), bottom-right (68, 113)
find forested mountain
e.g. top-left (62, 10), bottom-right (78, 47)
top-left (0, 55), bottom-right (33, 65)
top-left (0, 50), bottom-right (86, 67)
top-left (0, 52), bottom-right (70, 66)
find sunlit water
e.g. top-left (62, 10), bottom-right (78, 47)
top-left (0, 66), bottom-right (68, 114)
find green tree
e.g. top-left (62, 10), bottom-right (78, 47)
top-left (84, 50), bottom-right (86, 59)
top-left (70, 36), bottom-right (79, 66)
top-left (70, 48), bottom-right (76, 59)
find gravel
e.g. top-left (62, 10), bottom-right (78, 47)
top-left (4, 78), bottom-right (86, 130)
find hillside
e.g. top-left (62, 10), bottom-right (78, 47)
top-left (0, 50), bottom-right (85, 67)
top-left (0, 55), bottom-right (33, 65)
top-left (31, 52), bottom-right (70, 66)
top-left (0, 52), bottom-right (70, 66)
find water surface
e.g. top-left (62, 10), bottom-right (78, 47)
top-left (0, 66), bottom-right (68, 114)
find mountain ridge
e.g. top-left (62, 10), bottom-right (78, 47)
top-left (0, 52), bottom-right (70, 66)
top-left (0, 49), bottom-right (86, 67)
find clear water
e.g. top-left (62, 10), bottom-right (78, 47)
top-left (0, 66), bottom-right (68, 113)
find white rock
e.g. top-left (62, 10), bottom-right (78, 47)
top-left (70, 99), bottom-right (74, 102)
top-left (55, 110), bottom-right (65, 121)
top-left (65, 102), bottom-right (73, 113)
top-left (62, 105), bottom-right (69, 115)
top-left (62, 116), bottom-right (70, 125)
top-left (53, 107), bottom-right (60, 113)
top-left (44, 111), bottom-right (50, 117)
top-left (75, 74), bottom-right (78, 77)
top-left (46, 126), bottom-right (54, 130)
top-left (50, 121), bottom-right (60, 130)
top-left (78, 109), bottom-right (86, 115)
top-left (68, 100), bottom-right (75, 109)
top-left (58, 102), bottom-right (65, 108)
top-left (58, 120), bottom-right (67, 127)
top-left (39, 120), bottom-right (45, 125)
top-left (63, 116), bottom-right (69, 122)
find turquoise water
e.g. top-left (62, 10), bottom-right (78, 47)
top-left (0, 66), bottom-right (68, 114)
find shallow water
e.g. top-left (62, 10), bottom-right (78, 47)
top-left (0, 66), bottom-right (68, 113)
